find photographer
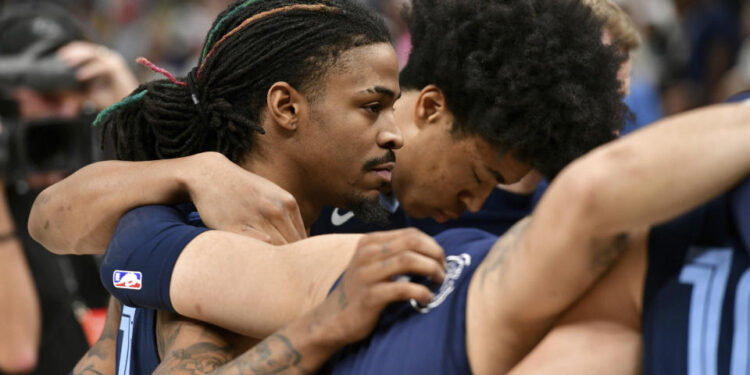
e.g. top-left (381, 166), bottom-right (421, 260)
top-left (0, 3), bottom-right (137, 373)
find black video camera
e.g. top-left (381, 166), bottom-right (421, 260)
top-left (0, 101), bottom-right (98, 181)
top-left (0, 3), bottom-right (101, 181)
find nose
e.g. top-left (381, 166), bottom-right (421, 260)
top-left (458, 184), bottom-right (495, 213)
top-left (376, 113), bottom-right (404, 150)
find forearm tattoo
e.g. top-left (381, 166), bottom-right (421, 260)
top-left (72, 299), bottom-right (120, 375)
top-left (215, 332), bottom-right (309, 375)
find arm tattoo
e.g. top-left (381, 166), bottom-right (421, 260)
top-left (216, 332), bottom-right (309, 375)
top-left (157, 341), bottom-right (234, 374)
top-left (479, 217), bottom-right (531, 288)
top-left (73, 298), bottom-right (120, 375)
top-left (154, 311), bottom-right (236, 374)
top-left (591, 232), bottom-right (630, 273)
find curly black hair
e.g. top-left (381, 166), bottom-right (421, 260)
top-left (400, 0), bottom-right (630, 178)
top-left (100, 0), bottom-right (390, 163)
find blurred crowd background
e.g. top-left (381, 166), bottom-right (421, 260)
top-left (0, 0), bottom-right (748, 373)
top-left (6, 0), bottom-right (748, 122)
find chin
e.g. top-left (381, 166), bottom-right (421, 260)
top-left (398, 200), bottom-right (426, 219)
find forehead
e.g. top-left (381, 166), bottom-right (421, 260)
top-left (461, 134), bottom-right (532, 183)
top-left (322, 43), bottom-right (400, 96)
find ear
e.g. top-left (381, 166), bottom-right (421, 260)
top-left (414, 84), bottom-right (448, 130)
top-left (266, 82), bottom-right (307, 132)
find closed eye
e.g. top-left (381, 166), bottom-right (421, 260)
top-left (472, 170), bottom-right (482, 184)
top-left (363, 102), bottom-right (383, 113)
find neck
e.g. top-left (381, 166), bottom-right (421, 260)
top-left (240, 155), bottom-right (321, 230)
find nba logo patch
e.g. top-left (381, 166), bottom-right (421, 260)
top-left (113, 270), bottom-right (142, 290)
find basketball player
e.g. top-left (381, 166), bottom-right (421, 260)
top-left (92, 103), bottom-right (750, 373)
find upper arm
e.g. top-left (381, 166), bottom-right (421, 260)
top-left (509, 233), bottom-right (647, 375)
top-left (465, 175), bottom-right (634, 373)
top-left (100, 205), bottom-right (209, 312)
top-left (481, 159), bottom-right (635, 325)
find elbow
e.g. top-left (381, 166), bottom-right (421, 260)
top-left (553, 144), bottom-right (634, 232)
top-left (28, 189), bottom-right (89, 255)
top-left (27, 189), bottom-right (57, 253)
top-left (550, 157), bottom-right (610, 229)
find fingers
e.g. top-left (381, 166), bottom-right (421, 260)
top-left (237, 226), bottom-right (273, 244)
top-left (358, 250), bottom-right (445, 285)
top-left (369, 282), bottom-right (434, 307)
top-left (264, 194), bottom-right (306, 243)
top-left (356, 228), bottom-right (445, 267)
top-left (75, 59), bottom-right (112, 82)
top-left (57, 41), bottom-right (111, 68)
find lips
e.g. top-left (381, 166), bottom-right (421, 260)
top-left (433, 209), bottom-right (461, 223)
top-left (369, 162), bottom-right (395, 182)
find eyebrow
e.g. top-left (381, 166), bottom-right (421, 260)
top-left (486, 166), bottom-right (506, 184)
top-left (362, 86), bottom-right (401, 100)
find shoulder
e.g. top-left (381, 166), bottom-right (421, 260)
top-left (109, 204), bottom-right (209, 252)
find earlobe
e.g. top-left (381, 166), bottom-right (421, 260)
top-left (415, 84), bottom-right (447, 129)
top-left (267, 82), bottom-right (305, 131)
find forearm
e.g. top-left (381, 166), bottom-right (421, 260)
top-left (557, 103), bottom-right (750, 236)
top-left (0, 183), bottom-right (39, 373)
top-left (29, 154), bottom-right (221, 254)
top-left (155, 310), bottom-right (346, 375)
top-left (0, 240), bottom-right (40, 373)
top-left (216, 312), bottom-right (344, 375)
top-left (73, 296), bottom-right (120, 375)
top-left (170, 232), bottom-right (358, 337)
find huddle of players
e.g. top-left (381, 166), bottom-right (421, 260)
top-left (27, 0), bottom-right (750, 373)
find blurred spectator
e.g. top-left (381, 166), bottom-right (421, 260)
top-left (0, 2), bottom-right (136, 373)
top-left (677, 0), bottom-right (740, 103)
top-left (716, 1), bottom-right (750, 100)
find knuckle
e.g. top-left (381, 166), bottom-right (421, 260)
top-left (265, 206), bottom-right (284, 220)
top-left (281, 194), bottom-right (298, 210)
top-left (403, 228), bottom-right (422, 237)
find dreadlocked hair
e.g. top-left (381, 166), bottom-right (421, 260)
top-left (400, 0), bottom-right (630, 178)
top-left (100, 0), bottom-right (390, 163)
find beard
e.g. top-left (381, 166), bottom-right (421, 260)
top-left (346, 193), bottom-right (391, 227)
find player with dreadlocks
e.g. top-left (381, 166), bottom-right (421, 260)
top-left (65, 0), bottom-right (439, 373)
top-left (38, 0), bottom-right (631, 372)
top-left (27, 0), bottom-right (750, 373)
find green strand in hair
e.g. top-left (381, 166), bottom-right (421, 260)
top-left (93, 90), bottom-right (148, 127)
top-left (200, 0), bottom-right (262, 63)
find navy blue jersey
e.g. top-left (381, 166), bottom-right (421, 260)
top-left (106, 205), bottom-right (209, 374)
top-left (321, 228), bottom-right (498, 375)
top-left (312, 187), bottom-right (539, 237)
top-left (643, 177), bottom-right (750, 375)
top-left (101, 204), bottom-right (209, 312)
top-left (115, 305), bottom-right (159, 375)
top-left (108, 206), bottom-right (497, 373)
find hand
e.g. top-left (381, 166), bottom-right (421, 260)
top-left (56, 41), bottom-right (139, 109)
top-left (313, 228), bottom-right (446, 346)
top-left (186, 152), bottom-right (307, 245)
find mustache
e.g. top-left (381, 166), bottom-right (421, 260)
top-left (362, 150), bottom-right (396, 171)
